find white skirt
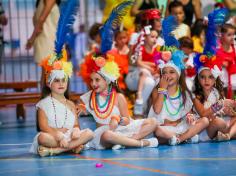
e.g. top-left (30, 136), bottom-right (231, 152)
top-left (29, 129), bottom-right (86, 154)
top-left (159, 119), bottom-right (190, 135)
top-left (87, 119), bottom-right (145, 150)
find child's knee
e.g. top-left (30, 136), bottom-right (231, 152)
top-left (201, 117), bottom-right (210, 127)
top-left (147, 118), bottom-right (157, 127)
top-left (101, 130), bottom-right (114, 142)
top-left (83, 129), bottom-right (94, 139)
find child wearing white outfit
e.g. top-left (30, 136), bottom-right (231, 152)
top-left (78, 55), bottom-right (159, 150)
top-left (148, 49), bottom-right (209, 145)
top-left (30, 0), bottom-right (93, 156)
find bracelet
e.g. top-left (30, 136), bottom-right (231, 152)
top-left (157, 88), bottom-right (168, 97)
top-left (119, 116), bottom-right (124, 125)
top-left (111, 115), bottom-right (121, 124)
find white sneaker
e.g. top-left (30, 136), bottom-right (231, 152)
top-left (169, 136), bottom-right (180, 146)
top-left (112, 144), bottom-right (125, 150)
top-left (186, 135), bottom-right (199, 144)
top-left (134, 103), bottom-right (143, 115)
top-left (135, 98), bottom-right (143, 105)
top-left (145, 138), bottom-right (159, 148)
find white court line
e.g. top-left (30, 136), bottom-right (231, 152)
top-left (0, 143), bottom-right (32, 146)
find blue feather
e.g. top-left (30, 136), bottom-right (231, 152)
top-left (100, 0), bottom-right (133, 54)
top-left (171, 50), bottom-right (186, 70)
top-left (203, 8), bottom-right (228, 56)
top-left (54, 0), bottom-right (79, 57)
top-left (162, 16), bottom-right (179, 48)
top-left (193, 53), bottom-right (204, 72)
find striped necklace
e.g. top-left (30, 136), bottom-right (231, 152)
top-left (91, 89), bottom-right (116, 119)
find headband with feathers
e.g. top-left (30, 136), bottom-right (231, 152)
top-left (40, 0), bottom-right (79, 83)
top-left (194, 8), bottom-right (228, 77)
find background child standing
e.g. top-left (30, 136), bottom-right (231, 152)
top-left (217, 23), bottom-right (236, 99)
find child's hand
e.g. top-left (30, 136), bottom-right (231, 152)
top-left (223, 99), bottom-right (236, 108)
top-left (76, 103), bottom-right (87, 116)
top-left (223, 106), bottom-right (236, 117)
top-left (60, 138), bottom-right (69, 148)
top-left (71, 127), bottom-right (81, 139)
top-left (58, 128), bottom-right (68, 133)
top-left (109, 118), bottom-right (118, 131)
top-left (55, 131), bottom-right (64, 141)
top-left (186, 113), bottom-right (196, 125)
top-left (159, 75), bottom-right (169, 89)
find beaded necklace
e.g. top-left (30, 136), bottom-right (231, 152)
top-left (164, 87), bottom-right (183, 116)
top-left (50, 95), bottom-right (68, 128)
top-left (91, 88), bottom-right (116, 119)
top-left (96, 86), bottom-right (112, 108)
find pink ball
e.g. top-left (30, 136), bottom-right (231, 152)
top-left (95, 163), bottom-right (103, 168)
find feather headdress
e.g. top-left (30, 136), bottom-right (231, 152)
top-left (100, 0), bottom-right (133, 54)
top-left (162, 15), bottom-right (179, 48)
top-left (156, 16), bottom-right (185, 76)
top-left (194, 8), bottom-right (228, 77)
top-left (40, 0), bottom-right (79, 84)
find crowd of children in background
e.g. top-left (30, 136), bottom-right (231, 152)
top-left (31, 0), bottom-right (236, 157)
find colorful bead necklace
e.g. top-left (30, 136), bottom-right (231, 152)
top-left (164, 87), bottom-right (183, 116)
top-left (96, 86), bottom-right (112, 108)
top-left (91, 88), bottom-right (116, 119)
top-left (50, 95), bottom-right (68, 128)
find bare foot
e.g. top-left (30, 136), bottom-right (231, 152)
top-left (72, 145), bottom-right (84, 154)
top-left (216, 131), bottom-right (230, 141)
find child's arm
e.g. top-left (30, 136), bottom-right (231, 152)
top-left (193, 97), bottom-right (217, 118)
top-left (192, 0), bottom-right (202, 20)
top-left (117, 93), bottom-right (130, 125)
top-left (26, 0), bottom-right (56, 49)
top-left (38, 108), bottom-right (64, 142)
top-left (67, 100), bottom-right (82, 139)
top-left (153, 76), bottom-right (169, 114)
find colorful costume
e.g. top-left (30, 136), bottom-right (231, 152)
top-left (193, 88), bottom-right (231, 141)
top-left (148, 91), bottom-right (192, 134)
top-left (80, 90), bottom-right (144, 150)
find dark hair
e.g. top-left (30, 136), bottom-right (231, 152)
top-left (193, 75), bottom-right (224, 103)
top-left (220, 23), bottom-right (235, 34)
top-left (179, 70), bottom-right (188, 106)
top-left (179, 36), bottom-right (193, 49)
top-left (114, 28), bottom-right (128, 39)
top-left (191, 19), bottom-right (207, 37)
top-left (88, 23), bottom-right (103, 40)
top-left (168, 0), bottom-right (184, 14)
top-left (36, 78), bottom-right (70, 131)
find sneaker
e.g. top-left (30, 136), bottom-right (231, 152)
top-left (168, 136), bottom-right (180, 146)
top-left (145, 137), bottom-right (159, 148)
top-left (112, 144), bottom-right (125, 150)
top-left (186, 135), bottom-right (199, 144)
top-left (135, 98), bottom-right (143, 105)
top-left (134, 102), bottom-right (143, 115)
